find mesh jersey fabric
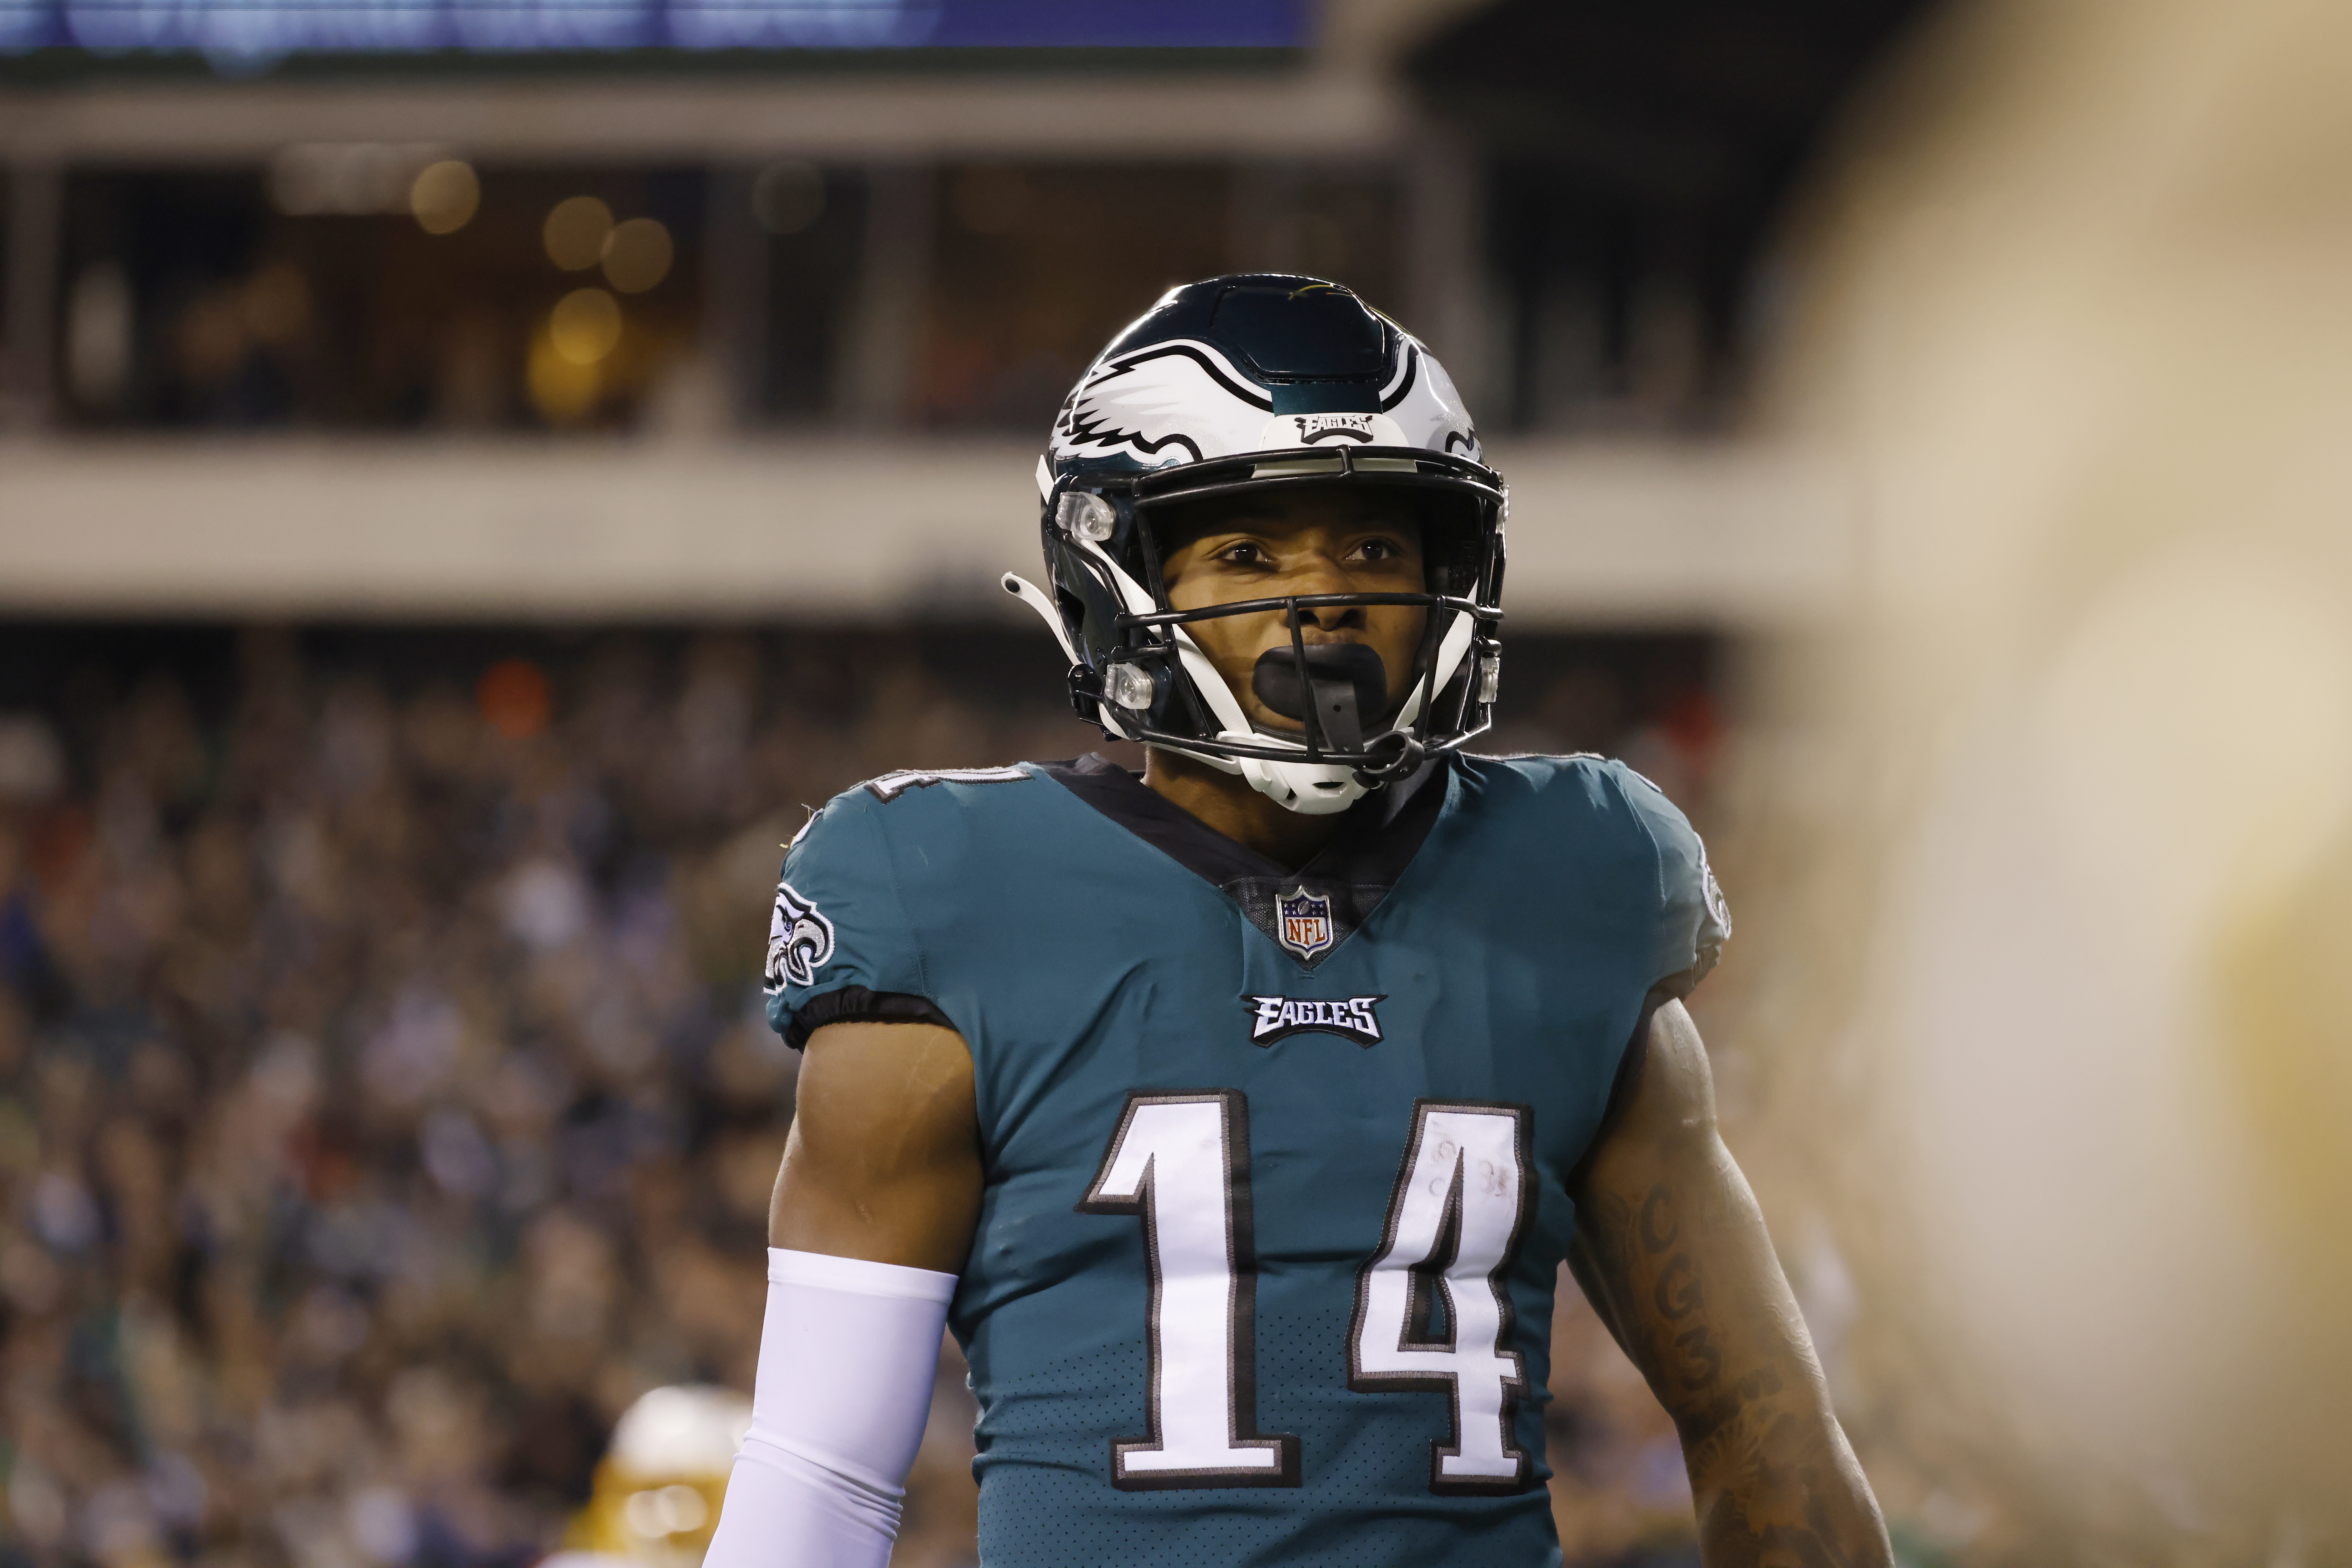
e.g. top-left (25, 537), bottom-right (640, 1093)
top-left (764, 752), bottom-right (1728, 1568)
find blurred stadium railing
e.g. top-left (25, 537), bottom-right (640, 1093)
top-left (0, 0), bottom-right (1924, 625)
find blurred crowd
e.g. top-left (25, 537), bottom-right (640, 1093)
top-left (0, 623), bottom-right (1720, 1568)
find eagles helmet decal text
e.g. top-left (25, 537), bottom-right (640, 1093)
top-left (1050, 335), bottom-right (1477, 471)
top-left (1247, 994), bottom-right (1386, 1048)
top-left (1276, 886), bottom-right (1336, 961)
top-left (764, 880), bottom-right (836, 993)
top-left (1255, 412), bottom-right (1410, 449)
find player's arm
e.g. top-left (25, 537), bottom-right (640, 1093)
top-left (768, 1017), bottom-right (984, 1267)
top-left (1566, 1000), bottom-right (1893, 1568)
top-left (705, 1020), bottom-right (983, 1568)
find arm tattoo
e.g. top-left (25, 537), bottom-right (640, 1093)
top-left (1580, 1179), bottom-right (1885, 1568)
top-left (1654, 1254), bottom-right (1703, 1320)
top-left (1587, 1187), bottom-right (1637, 1276)
top-left (1700, 1454), bottom-right (1866, 1568)
top-left (1620, 1183), bottom-right (1728, 1412)
top-left (1570, 1003), bottom-right (1890, 1568)
top-left (1674, 1325), bottom-right (1724, 1388)
top-left (1639, 1185), bottom-right (1678, 1254)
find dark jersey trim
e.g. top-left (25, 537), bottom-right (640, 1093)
top-left (1651, 958), bottom-right (1714, 1002)
top-left (1038, 752), bottom-right (1448, 967)
top-left (783, 985), bottom-right (956, 1051)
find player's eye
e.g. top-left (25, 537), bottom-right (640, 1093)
top-left (1218, 541), bottom-right (1269, 566)
top-left (1354, 537), bottom-right (1406, 562)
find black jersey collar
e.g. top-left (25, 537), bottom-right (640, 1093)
top-left (1038, 752), bottom-right (1449, 968)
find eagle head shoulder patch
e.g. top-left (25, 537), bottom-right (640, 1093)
top-left (764, 880), bottom-right (836, 993)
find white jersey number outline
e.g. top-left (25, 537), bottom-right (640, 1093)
top-left (1349, 1100), bottom-right (1535, 1492)
top-left (1081, 1092), bottom-right (1533, 1493)
top-left (1076, 1091), bottom-right (1302, 1489)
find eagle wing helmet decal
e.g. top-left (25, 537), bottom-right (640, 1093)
top-left (1050, 334), bottom-right (1480, 470)
top-left (1052, 339), bottom-right (1274, 468)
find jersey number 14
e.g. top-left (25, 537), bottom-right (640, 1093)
top-left (1078, 1090), bottom-right (1534, 1495)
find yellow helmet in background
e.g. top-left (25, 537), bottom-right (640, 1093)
top-left (547, 1385), bottom-right (752, 1568)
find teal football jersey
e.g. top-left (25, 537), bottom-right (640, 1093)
top-left (764, 752), bottom-right (1727, 1568)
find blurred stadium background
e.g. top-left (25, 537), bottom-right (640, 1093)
top-left (5, 2), bottom-right (2349, 1566)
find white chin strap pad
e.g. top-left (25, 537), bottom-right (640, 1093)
top-left (1228, 743), bottom-right (1367, 815)
top-left (1235, 609), bottom-right (1470, 815)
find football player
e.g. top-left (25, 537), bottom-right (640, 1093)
top-left (705, 278), bottom-right (1892, 1567)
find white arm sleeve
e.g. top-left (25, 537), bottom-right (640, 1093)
top-left (703, 1248), bottom-right (957, 1568)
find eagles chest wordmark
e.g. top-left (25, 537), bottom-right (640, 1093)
top-left (1246, 994), bottom-right (1385, 1049)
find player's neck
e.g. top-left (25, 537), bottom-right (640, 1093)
top-left (1141, 746), bottom-right (1351, 869)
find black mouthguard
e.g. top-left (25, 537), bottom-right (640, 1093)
top-left (1252, 643), bottom-right (1389, 754)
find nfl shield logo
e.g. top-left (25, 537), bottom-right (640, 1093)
top-left (1277, 886), bottom-right (1335, 961)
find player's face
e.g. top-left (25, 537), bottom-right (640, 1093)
top-left (1157, 487), bottom-right (1428, 734)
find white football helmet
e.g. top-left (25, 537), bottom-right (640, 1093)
top-left (1003, 275), bottom-right (1508, 814)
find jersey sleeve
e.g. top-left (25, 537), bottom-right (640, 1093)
top-left (1610, 763), bottom-right (1731, 1000)
top-left (762, 796), bottom-right (937, 1048)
